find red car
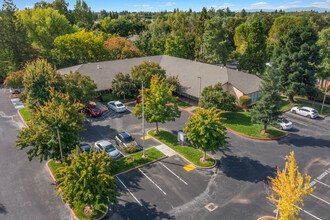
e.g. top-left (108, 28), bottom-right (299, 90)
top-left (84, 104), bottom-right (102, 117)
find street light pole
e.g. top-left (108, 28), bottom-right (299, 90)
top-left (142, 80), bottom-right (146, 158)
top-left (197, 76), bottom-right (202, 107)
top-left (52, 126), bottom-right (64, 163)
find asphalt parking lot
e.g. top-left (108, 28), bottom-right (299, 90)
top-left (112, 155), bottom-right (212, 219)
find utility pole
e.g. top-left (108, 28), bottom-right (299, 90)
top-left (52, 126), bottom-right (64, 163)
top-left (321, 79), bottom-right (329, 115)
top-left (197, 76), bottom-right (202, 107)
top-left (142, 80), bottom-right (146, 158)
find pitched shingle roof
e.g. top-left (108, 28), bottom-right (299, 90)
top-left (58, 55), bottom-right (261, 97)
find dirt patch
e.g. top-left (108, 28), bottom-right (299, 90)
top-left (83, 205), bottom-right (93, 215)
top-left (199, 158), bottom-right (209, 163)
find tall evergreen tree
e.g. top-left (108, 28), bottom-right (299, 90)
top-left (272, 21), bottom-right (321, 103)
top-left (0, 0), bottom-right (32, 73)
top-left (195, 7), bottom-right (209, 59)
top-left (202, 16), bottom-right (233, 65)
top-left (238, 17), bottom-right (267, 74)
top-left (250, 70), bottom-right (282, 133)
top-left (73, 0), bottom-right (93, 29)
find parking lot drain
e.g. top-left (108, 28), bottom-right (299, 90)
top-left (205, 203), bottom-right (218, 212)
top-left (183, 164), bottom-right (196, 171)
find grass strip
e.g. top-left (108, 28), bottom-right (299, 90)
top-left (221, 112), bottom-right (286, 139)
top-left (148, 129), bottom-right (215, 167)
top-left (173, 99), bottom-right (192, 109)
top-left (19, 107), bottom-right (32, 122)
top-left (110, 147), bottom-right (165, 175)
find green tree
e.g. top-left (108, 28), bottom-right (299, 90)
top-left (250, 70), bottom-right (282, 133)
top-left (272, 21), bottom-right (321, 103)
top-left (268, 151), bottom-right (314, 220)
top-left (106, 17), bottom-right (133, 36)
top-left (134, 74), bottom-right (181, 133)
top-left (238, 17), bottom-right (267, 74)
top-left (56, 147), bottom-right (119, 209)
top-left (195, 7), bottom-right (209, 59)
top-left (63, 71), bottom-right (97, 104)
top-left (0, 0), bottom-right (32, 71)
top-left (52, 29), bottom-right (105, 67)
top-left (4, 70), bottom-right (24, 89)
top-left (316, 27), bottom-right (330, 86)
top-left (200, 83), bottom-right (237, 111)
top-left (202, 16), bottom-right (233, 65)
top-left (164, 33), bottom-right (195, 59)
top-left (234, 23), bottom-right (249, 54)
top-left (165, 75), bottom-right (181, 93)
top-left (183, 108), bottom-right (227, 161)
top-left (16, 7), bottom-right (76, 51)
top-left (111, 72), bottom-right (136, 100)
top-left (16, 89), bottom-right (85, 162)
top-left (51, 0), bottom-right (73, 23)
top-left (130, 61), bottom-right (166, 89)
top-left (73, 0), bottom-right (93, 29)
top-left (23, 59), bottom-right (65, 108)
top-left (135, 31), bottom-right (153, 55)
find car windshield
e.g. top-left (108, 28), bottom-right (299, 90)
top-left (123, 136), bottom-right (133, 144)
top-left (116, 104), bottom-right (124, 107)
top-left (80, 145), bottom-right (90, 152)
top-left (312, 110), bottom-right (318, 113)
top-left (92, 108), bottom-right (100, 112)
top-left (282, 120), bottom-right (290, 123)
top-left (105, 144), bottom-right (116, 152)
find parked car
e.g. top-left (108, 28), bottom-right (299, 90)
top-left (94, 140), bottom-right (121, 159)
top-left (10, 88), bottom-right (21, 94)
top-left (290, 106), bottom-right (319, 119)
top-left (95, 102), bottom-right (109, 112)
top-left (277, 117), bottom-right (293, 130)
top-left (79, 144), bottom-right (92, 154)
top-left (84, 104), bottom-right (102, 117)
top-left (107, 101), bottom-right (126, 113)
top-left (115, 132), bottom-right (141, 149)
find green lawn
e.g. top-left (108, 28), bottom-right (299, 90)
top-left (279, 96), bottom-right (330, 115)
top-left (100, 93), bottom-right (135, 103)
top-left (110, 147), bottom-right (165, 175)
top-left (19, 107), bottom-right (32, 122)
top-left (221, 111), bottom-right (286, 139)
top-left (148, 129), bottom-right (215, 167)
top-left (173, 99), bottom-right (192, 109)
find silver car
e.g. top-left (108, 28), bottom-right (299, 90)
top-left (94, 140), bottom-right (121, 159)
top-left (277, 118), bottom-right (293, 130)
top-left (107, 101), bottom-right (126, 113)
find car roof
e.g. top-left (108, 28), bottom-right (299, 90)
top-left (112, 101), bottom-right (123, 105)
top-left (301, 106), bottom-right (315, 111)
top-left (95, 140), bottom-right (112, 147)
top-left (119, 132), bottom-right (130, 138)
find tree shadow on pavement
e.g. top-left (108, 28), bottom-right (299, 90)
top-left (0, 203), bottom-right (7, 215)
top-left (109, 199), bottom-right (175, 220)
top-left (219, 154), bottom-right (276, 183)
top-left (277, 134), bottom-right (330, 148)
top-left (81, 121), bottom-right (118, 142)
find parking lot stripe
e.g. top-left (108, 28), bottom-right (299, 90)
top-left (138, 168), bottom-right (167, 195)
top-left (310, 194), bottom-right (330, 206)
top-left (116, 176), bottom-right (142, 206)
top-left (159, 162), bottom-right (188, 185)
top-left (297, 206), bottom-right (322, 220)
top-left (314, 179), bottom-right (330, 188)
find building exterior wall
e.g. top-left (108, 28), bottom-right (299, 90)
top-left (227, 84), bottom-right (244, 102)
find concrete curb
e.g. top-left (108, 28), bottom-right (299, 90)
top-left (147, 129), bottom-right (217, 169)
top-left (257, 216), bottom-right (276, 220)
top-left (17, 109), bottom-right (28, 128)
top-left (46, 161), bottom-right (77, 219)
top-left (113, 155), bottom-right (168, 177)
top-left (177, 107), bottom-right (289, 141)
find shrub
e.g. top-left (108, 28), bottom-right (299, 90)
top-left (307, 88), bottom-right (330, 105)
top-left (239, 96), bottom-right (252, 109)
top-left (122, 142), bottom-right (140, 154)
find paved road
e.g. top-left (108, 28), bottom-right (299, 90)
top-left (0, 88), bottom-right (70, 220)
top-left (87, 103), bottom-right (329, 220)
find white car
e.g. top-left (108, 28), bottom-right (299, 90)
top-left (94, 140), bottom-right (121, 159)
top-left (277, 118), bottom-right (293, 130)
top-left (290, 106), bottom-right (319, 119)
top-left (107, 101), bottom-right (126, 113)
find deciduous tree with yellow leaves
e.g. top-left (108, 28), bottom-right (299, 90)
top-left (267, 151), bottom-right (315, 220)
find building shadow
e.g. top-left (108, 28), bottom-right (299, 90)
top-left (109, 199), bottom-right (174, 220)
top-left (0, 203), bottom-right (7, 215)
top-left (219, 154), bottom-right (276, 183)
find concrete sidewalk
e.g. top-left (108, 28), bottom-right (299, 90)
top-left (155, 144), bottom-right (177, 157)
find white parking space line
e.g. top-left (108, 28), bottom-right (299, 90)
top-left (116, 176), bottom-right (142, 206)
top-left (297, 206), bottom-right (322, 220)
top-left (159, 162), bottom-right (188, 185)
top-left (310, 194), bottom-right (330, 206)
top-left (314, 179), bottom-right (330, 188)
top-left (138, 168), bottom-right (167, 195)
